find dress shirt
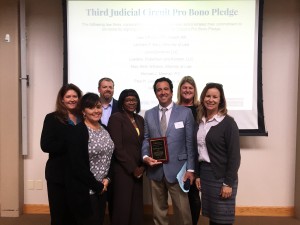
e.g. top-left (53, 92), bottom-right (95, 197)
top-left (197, 114), bottom-right (225, 162)
top-left (101, 99), bottom-right (113, 126)
top-left (143, 102), bottom-right (173, 160)
top-left (158, 102), bottom-right (173, 126)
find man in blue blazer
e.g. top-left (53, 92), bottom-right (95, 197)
top-left (142, 77), bottom-right (195, 225)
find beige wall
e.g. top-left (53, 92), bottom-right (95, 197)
top-left (0, 0), bottom-right (300, 217)
top-left (0, 0), bottom-right (23, 217)
top-left (295, 8), bottom-right (300, 218)
top-left (238, 0), bottom-right (300, 207)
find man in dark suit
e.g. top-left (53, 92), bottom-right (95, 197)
top-left (142, 77), bottom-right (195, 225)
top-left (98, 77), bottom-right (119, 222)
top-left (98, 77), bottom-right (119, 126)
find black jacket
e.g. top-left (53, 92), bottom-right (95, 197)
top-left (40, 112), bottom-right (72, 183)
top-left (66, 122), bottom-right (105, 218)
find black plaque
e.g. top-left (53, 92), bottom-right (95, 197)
top-left (149, 137), bottom-right (169, 163)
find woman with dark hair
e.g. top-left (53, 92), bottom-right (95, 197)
top-left (177, 76), bottom-right (201, 225)
top-left (195, 83), bottom-right (241, 225)
top-left (40, 83), bottom-right (82, 225)
top-left (67, 92), bottom-right (114, 225)
top-left (107, 89), bottom-right (145, 225)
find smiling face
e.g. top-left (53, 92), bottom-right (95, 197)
top-left (83, 101), bottom-right (102, 124)
top-left (180, 82), bottom-right (195, 104)
top-left (203, 88), bottom-right (220, 115)
top-left (62, 90), bottom-right (79, 112)
top-left (98, 80), bottom-right (114, 102)
top-left (155, 81), bottom-right (173, 107)
top-left (123, 96), bottom-right (138, 113)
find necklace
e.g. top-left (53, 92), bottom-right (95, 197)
top-left (125, 111), bottom-right (136, 124)
top-left (84, 121), bottom-right (101, 130)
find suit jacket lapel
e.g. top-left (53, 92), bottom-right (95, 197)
top-left (135, 116), bottom-right (144, 144)
top-left (154, 106), bottom-right (162, 135)
top-left (166, 103), bottom-right (178, 135)
top-left (121, 113), bottom-right (140, 142)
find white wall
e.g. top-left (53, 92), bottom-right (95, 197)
top-left (24, 0), bottom-right (300, 208)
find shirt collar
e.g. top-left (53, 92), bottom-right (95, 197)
top-left (67, 116), bottom-right (81, 126)
top-left (202, 114), bottom-right (225, 123)
top-left (159, 102), bottom-right (173, 111)
top-left (102, 98), bottom-right (113, 109)
top-left (109, 98), bottom-right (114, 106)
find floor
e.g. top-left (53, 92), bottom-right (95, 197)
top-left (0, 214), bottom-right (300, 225)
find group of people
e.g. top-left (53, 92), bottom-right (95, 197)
top-left (41, 76), bottom-right (241, 225)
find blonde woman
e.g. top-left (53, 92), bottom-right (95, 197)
top-left (177, 76), bottom-right (201, 225)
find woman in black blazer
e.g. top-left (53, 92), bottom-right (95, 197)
top-left (40, 83), bottom-right (82, 225)
top-left (67, 92), bottom-right (114, 225)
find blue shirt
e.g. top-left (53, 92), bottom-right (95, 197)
top-left (67, 117), bottom-right (81, 126)
top-left (101, 99), bottom-right (114, 126)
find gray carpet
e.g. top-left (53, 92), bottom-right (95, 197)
top-left (0, 214), bottom-right (300, 225)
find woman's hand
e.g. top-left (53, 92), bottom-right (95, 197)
top-left (195, 178), bottom-right (201, 191)
top-left (133, 166), bottom-right (145, 179)
top-left (101, 178), bottom-right (109, 194)
top-left (220, 185), bottom-right (232, 199)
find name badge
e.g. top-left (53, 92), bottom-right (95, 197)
top-left (174, 121), bottom-right (184, 129)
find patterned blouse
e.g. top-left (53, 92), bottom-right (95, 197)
top-left (87, 126), bottom-right (114, 182)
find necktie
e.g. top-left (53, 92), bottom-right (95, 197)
top-left (160, 108), bottom-right (167, 136)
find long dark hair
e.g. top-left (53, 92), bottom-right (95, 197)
top-left (55, 83), bottom-right (82, 123)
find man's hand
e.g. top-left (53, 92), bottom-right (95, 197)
top-left (143, 156), bottom-right (162, 167)
top-left (183, 171), bottom-right (195, 185)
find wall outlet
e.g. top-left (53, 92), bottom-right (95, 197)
top-left (27, 180), bottom-right (34, 190)
top-left (35, 180), bottom-right (43, 190)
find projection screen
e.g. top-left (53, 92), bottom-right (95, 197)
top-left (63, 0), bottom-right (267, 136)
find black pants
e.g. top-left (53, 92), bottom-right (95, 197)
top-left (77, 193), bottom-right (107, 225)
top-left (210, 221), bottom-right (232, 225)
top-left (107, 183), bottom-right (113, 222)
top-left (188, 182), bottom-right (201, 225)
top-left (47, 181), bottom-right (76, 225)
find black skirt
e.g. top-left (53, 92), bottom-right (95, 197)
top-left (200, 162), bottom-right (238, 224)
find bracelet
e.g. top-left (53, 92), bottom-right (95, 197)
top-left (222, 182), bottom-right (229, 187)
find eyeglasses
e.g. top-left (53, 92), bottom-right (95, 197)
top-left (125, 98), bottom-right (138, 103)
